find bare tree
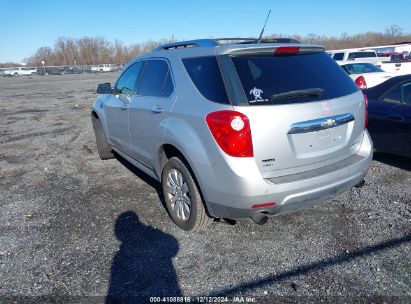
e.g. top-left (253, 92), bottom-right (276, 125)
top-left (21, 26), bottom-right (411, 67)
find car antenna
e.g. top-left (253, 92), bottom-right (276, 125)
top-left (257, 9), bottom-right (272, 43)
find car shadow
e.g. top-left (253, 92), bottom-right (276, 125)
top-left (114, 154), bottom-right (166, 208)
top-left (373, 152), bottom-right (411, 171)
top-left (106, 211), bottom-right (181, 303)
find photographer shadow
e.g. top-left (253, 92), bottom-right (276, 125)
top-left (106, 211), bottom-right (181, 303)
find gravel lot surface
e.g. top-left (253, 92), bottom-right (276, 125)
top-left (0, 74), bottom-right (410, 303)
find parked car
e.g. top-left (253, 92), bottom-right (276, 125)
top-left (363, 74), bottom-right (411, 157)
top-left (91, 64), bottom-right (116, 73)
top-left (4, 67), bottom-right (37, 76)
top-left (62, 66), bottom-right (83, 74)
top-left (92, 38), bottom-right (373, 231)
top-left (338, 62), bottom-right (396, 88)
top-left (36, 66), bottom-right (66, 75)
top-left (327, 49), bottom-right (378, 61)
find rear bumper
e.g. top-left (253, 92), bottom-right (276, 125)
top-left (195, 131), bottom-right (373, 219)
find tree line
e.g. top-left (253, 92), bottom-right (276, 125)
top-left (1, 25), bottom-right (410, 68)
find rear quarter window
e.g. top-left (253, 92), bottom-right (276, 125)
top-left (231, 52), bottom-right (358, 105)
top-left (182, 56), bottom-right (229, 104)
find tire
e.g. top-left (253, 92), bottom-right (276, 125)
top-left (14, 73), bottom-right (18, 77)
top-left (91, 115), bottom-right (114, 160)
top-left (162, 157), bottom-right (213, 231)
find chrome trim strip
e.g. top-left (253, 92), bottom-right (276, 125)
top-left (288, 113), bottom-right (354, 134)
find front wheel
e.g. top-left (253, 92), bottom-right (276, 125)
top-left (162, 157), bottom-right (213, 231)
top-left (91, 115), bottom-right (114, 160)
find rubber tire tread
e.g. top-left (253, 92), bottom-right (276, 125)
top-left (162, 157), bottom-right (213, 232)
top-left (92, 116), bottom-right (114, 160)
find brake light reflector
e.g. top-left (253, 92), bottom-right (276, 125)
top-left (275, 46), bottom-right (300, 55)
top-left (251, 202), bottom-right (276, 209)
top-left (363, 94), bottom-right (368, 129)
top-left (206, 110), bottom-right (253, 157)
top-left (355, 76), bottom-right (367, 89)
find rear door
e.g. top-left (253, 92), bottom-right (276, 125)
top-left (128, 59), bottom-right (176, 168)
top-left (227, 50), bottom-right (365, 177)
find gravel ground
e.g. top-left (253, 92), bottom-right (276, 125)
top-left (0, 74), bottom-right (410, 303)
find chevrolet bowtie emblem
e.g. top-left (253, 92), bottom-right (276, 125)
top-left (322, 118), bottom-right (336, 127)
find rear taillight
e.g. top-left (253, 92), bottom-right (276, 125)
top-left (355, 76), bottom-right (367, 89)
top-left (363, 94), bottom-right (368, 129)
top-left (206, 110), bottom-right (253, 157)
top-left (275, 46), bottom-right (300, 55)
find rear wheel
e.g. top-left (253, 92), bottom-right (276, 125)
top-left (162, 157), bottom-right (213, 231)
top-left (91, 115), bottom-right (114, 160)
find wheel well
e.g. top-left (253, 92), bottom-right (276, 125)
top-left (158, 144), bottom-right (213, 218)
top-left (158, 144), bottom-right (184, 174)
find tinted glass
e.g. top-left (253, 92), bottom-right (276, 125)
top-left (138, 60), bottom-right (169, 97)
top-left (402, 82), bottom-right (411, 105)
top-left (333, 52), bottom-right (344, 60)
top-left (162, 71), bottom-right (174, 97)
top-left (183, 56), bottom-right (229, 104)
top-left (347, 52), bottom-right (377, 59)
top-left (382, 85), bottom-right (401, 104)
top-left (231, 52), bottom-right (358, 105)
top-left (116, 62), bottom-right (143, 96)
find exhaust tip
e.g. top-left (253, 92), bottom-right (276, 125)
top-left (251, 213), bottom-right (269, 225)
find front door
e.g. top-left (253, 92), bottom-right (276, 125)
top-left (105, 62), bottom-right (144, 154)
top-left (129, 59), bottom-right (176, 170)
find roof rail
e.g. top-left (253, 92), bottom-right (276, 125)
top-left (153, 37), bottom-right (301, 51)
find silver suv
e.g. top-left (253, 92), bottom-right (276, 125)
top-left (92, 38), bottom-right (373, 231)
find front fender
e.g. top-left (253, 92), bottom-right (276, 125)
top-left (91, 94), bottom-right (111, 133)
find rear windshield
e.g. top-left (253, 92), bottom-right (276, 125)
top-left (231, 52), bottom-right (358, 105)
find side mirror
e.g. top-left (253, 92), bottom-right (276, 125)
top-left (96, 83), bottom-right (112, 94)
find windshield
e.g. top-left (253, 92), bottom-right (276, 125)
top-left (231, 52), bottom-right (358, 105)
top-left (341, 63), bottom-right (384, 75)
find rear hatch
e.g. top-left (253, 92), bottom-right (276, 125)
top-left (222, 45), bottom-right (366, 177)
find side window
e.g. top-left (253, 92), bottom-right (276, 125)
top-left (382, 84), bottom-right (402, 104)
top-left (116, 62), bottom-right (143, 96)
top-left (402, 82), bottom-right (411, 105)
top-left (138, 60), bottom-right (171, 97)
top-left (182, 56), bottom-right (229, 104)
top-left (162, 71), bottom-right (174, 97)
top-left (333, 53), bottom-right (344, 61)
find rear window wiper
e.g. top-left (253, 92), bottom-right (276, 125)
top-left (269, 88), bottom-right (324, 101)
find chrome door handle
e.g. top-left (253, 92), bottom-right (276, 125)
top-left (151, 105), bottom-right (163, 114)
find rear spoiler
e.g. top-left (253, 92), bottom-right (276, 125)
top-left (218, 45), bottom-right (325, 56)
